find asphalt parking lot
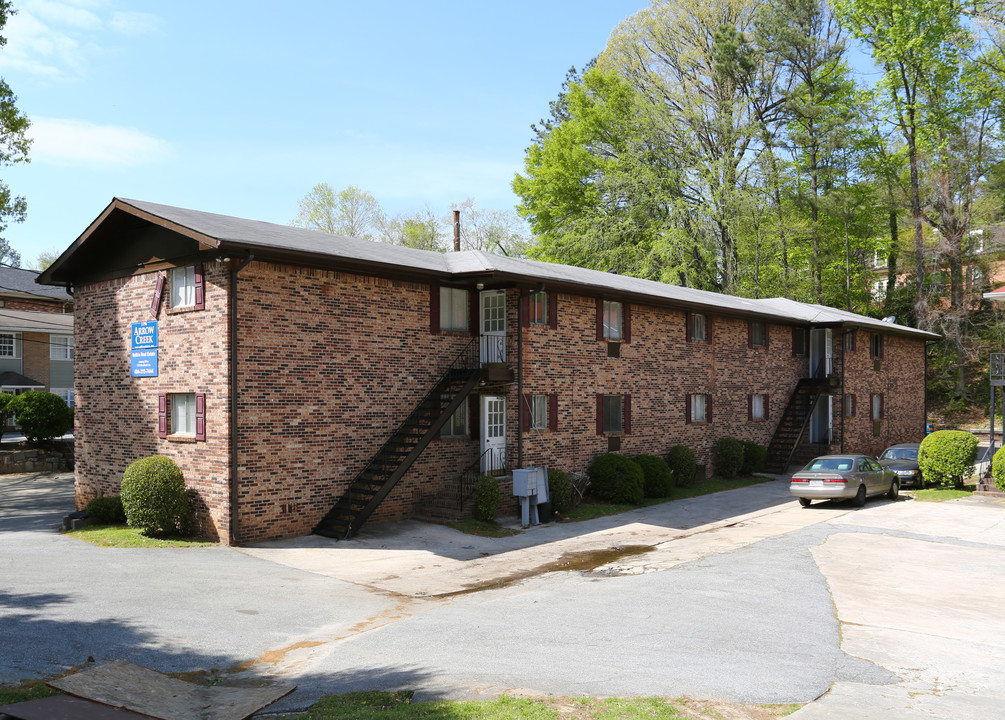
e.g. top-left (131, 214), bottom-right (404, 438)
top-left (2, 472), bottom-right (1004, 718)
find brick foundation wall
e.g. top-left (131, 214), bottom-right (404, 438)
top-left (73, 263), bottom-right (231, 541)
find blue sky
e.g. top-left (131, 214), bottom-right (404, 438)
top-left (0, 0), bottom-right (647, 266)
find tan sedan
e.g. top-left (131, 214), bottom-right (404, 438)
top-left (790, 454), bottom-right (900, 508)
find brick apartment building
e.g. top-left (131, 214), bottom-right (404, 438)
top-left (0, 265), bottom-right (74, 408)
top-left (39, 199), bottom-right (937, 544)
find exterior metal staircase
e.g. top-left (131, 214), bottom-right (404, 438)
top-left (764, 379), bottom-right (826, 474)
top-left (313, 340), bottom-right (481, 540)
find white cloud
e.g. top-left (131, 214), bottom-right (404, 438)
top-left (0, 10), bottom-right (84, 77)
top-left (30, 118), bottom-right (172, 167)
top-left (109, 11), bottom-right (161, 36)
top-left (23, 0), bottom-right (101, 30)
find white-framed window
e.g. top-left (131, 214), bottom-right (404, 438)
top-left (603, 301), bottom-right (623, 340)
top-left (689, 393), bottom-right (708, 424)
top-left (0, 332), bottom-right (19, 358)
top-left (602, 394), bottom-right (624, 433)
top-left (442, 401), bottom-right (467, 438)
top-left (751, 394), bottom-right (766, 420)
top-left (530, 394), bottom-right (548, 430)
top-left (50, 335), bottom-right (74, 360)
top-left (439, 287), bottom-right (468, 332)
top-left (172, 393), bottom-right (196, 435)
top-left (691, 313), bottom-right (707, 342)
top-left (529, 291), bottom-right (548, 325)
top-left (872, 393), bottom-right (883, 421)
top-left (171, 266), bottom-right (197, 308)
top-left (750, 320), bottom-right (765, 347)
top-left (51, 388), bottom-right (74, 408)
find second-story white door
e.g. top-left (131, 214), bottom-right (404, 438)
top-left (480, 289), bottom-right (506, 363)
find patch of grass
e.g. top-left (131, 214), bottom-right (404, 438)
top-left (64, 524), bottom-right (215, 548)
top-left (0, 680), bottom-right (61, 705)
top-left (912, 486), bottom-right (974, 502)
top-left (448, 519), bottom-right (521, 538)
top-left (562, 476), bottom-right (774, 522)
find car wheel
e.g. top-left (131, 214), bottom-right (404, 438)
top-left (853, 484), bottom-right (867, 507)
top-left (888, 479), bottom-right (899, 500)
top-left (798, 497), bottom-right (812, 508)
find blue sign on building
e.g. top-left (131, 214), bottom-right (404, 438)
top-left (131, 321), bottom-right (158, 350)
top-left (131, 349), bottom-right (159, 377)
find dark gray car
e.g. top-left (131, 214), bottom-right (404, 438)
top-left (878, 443), bottom-right (922, 488)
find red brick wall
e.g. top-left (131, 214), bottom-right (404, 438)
top-left (22, 331), bottom-right (50, 388)
top-left (1, 297), bottom-right (69, 312)
top-left (73, 263), bottom-right (231, 541)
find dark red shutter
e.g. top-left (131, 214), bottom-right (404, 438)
top-left (685, 394), bottom-right (692, 424)
top-left (707, 316), bottom-right (713, 345)
top-left (548, 291), bottom-right (558, 330)
top-left (748, 394), bottom-right (753, 421)
top-left (195, 393), bottom-right (206, 441)
top-left (549, 393), bottom-right (558, 431)
top-left (707, 393), bottom-right (713, 423)
top-left (686, 313), bottom-right (693, 342)
top-left (747, 321), bottom-right (753, 349)
top-left (151, 273), bottom-right (165, 318)
top-left (880, 394), bottom-right (885, 419)
top-left (522, 393), bottom-right (531, 431)
top-left (468, 394), bottom-right (480, 440)
top-left (430, 283), bottom-right (440, 335)
top-left (468, 289), bottom-right (478, 337)
top-left (623, 303), bottom-right (631, 344)
top-left (792, 327), bottom-right (798, 356)
top-left (520, 293), bottom-right (530, 327)
top-left (158, 394), bottom-right (168, 438)
top-left (764, 394), bottom-right (770, 420)
top-left (193, 263), bottom-right (205, 310)
top-left (596, 394), bottom-right (604, 434)
top-left (624, 394), bottom-right (631, 434)
top-left (596, 299), bottom-right (604, 341)
top-left (852, 394), bottom-right (856, 417)
top-left (764, 324), bottom-right (770, 349)
top-left (879, 335), bottom-right (884, 358)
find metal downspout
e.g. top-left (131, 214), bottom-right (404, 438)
top-left (517, 290), bottom-right (523, 469)
top-left (229, 253), bottom-right (253, 544)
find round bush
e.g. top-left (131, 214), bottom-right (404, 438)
top-left (473, 475), bottom-right (500, 521)
top-left (666, 445), bottom-right (698, 487)
top-left (587, 453), bottom-right (645, 505)
top-left (85, 495), bottom-right (126, 524)
top-left (120, 455), bottom-right (191, 536)
top-left (740, 441), bottom-right (767, 475)
top-left (6, 391), bottom-right (72, 444)
top-left (713, 437), bottom-right (744, 479)
top-left (993, 447), bottom-right (1005, 492)
top-left (633, 454), bottom-right (673, 498)
top-left (919, 430), bottom-right (978, 488)
top-left (548, 468), bottom-right (575, 513)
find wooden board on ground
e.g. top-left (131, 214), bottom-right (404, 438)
top-left (47, 661), bottom-right (295, 720)
top-left (0, 694), bottom-right (150, 719)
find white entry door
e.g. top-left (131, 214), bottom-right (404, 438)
top-left (481, 395), bottom-right (506, 474)
top-left (809, 328), bottom-right (833, 378)
top-left (480, 289), bottom-right (506, 363)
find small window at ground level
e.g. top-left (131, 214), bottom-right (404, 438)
top-left (603, 394), bottom-right (623, 433)
top-left (50, 335), bottom-right (73, 361)
top-left (529, 291), bottom-right (548, 325)
top-left (689, 393), bottom-right (708, 423)
top-left (439, 287), bottom-right (468, 332)
top-left (172, 394), bottom-right (196, 435)
top-left (871, 393), bottom-right (883, 421)
top-left (530, 394), bottom-right (548, 430)
top-left (442, 401), bottom-right (467, 437)
top-left (750, 394), bottom-right (766, 420)
top-left (170, 266), bottom-right (196, 308)
top-left (160, 392), bottom-right (205, 440)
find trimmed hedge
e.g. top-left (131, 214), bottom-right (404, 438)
top-left (918, 430), bottom-right (978, 488)
top-left (473, 476), bottom-right (500, 521)
top-left (85, 495), bottom-right (126, 524)
top-left (993, 447), bottom-right (1005, 493)
top-left (548, 468), bottom-right (575, 513)
top-left (666, 445), bottom-right (698, 487)
top-left (740, 441), bottom-right (767, 475)
top-left (633, 454), bottom-right (673, 498)
top-left (6, 391), bottom-right (73, 444)
top-left (120, 455), bottom-right (191, 536)
top-left (713, 437), bottom-right (744, 479)
top-left (588, 453), bottom-right (645, 505)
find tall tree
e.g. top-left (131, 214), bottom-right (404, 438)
top-left (292, 183), bottom-right (386, 239)
top-left (0, 0), bottom-right (30, 265)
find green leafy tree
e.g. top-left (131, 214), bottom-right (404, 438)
top-left (0, 1), bottom-right (30, 261)
top-left (7, 391), bottom-right (72, 444)
top-left (292, 183), bottom-right (386, 240)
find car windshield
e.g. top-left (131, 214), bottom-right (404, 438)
top-left (882, 448), bottom-right (918, 461)
top-left (806, 458), bottom-right (853, 472)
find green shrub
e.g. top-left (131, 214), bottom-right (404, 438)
top-left (633, 454), bottom-right (673, 498)
top-left (85, 495), bottom-right (126, 524)
top-left (713, 437), bottom-right (744, 479)
top-left (548, 468), bottom-right (575, 513)
top-left (993, 447), bottom-right (1005, 493)
top-left (6, 391), bottom-right (73, 444)
top-left (918, 430), bottom-right (978, 488)
top-left (740, 441), bottom-right (767, 475)
top-left (0, 392), bottom-right (14, 430)
top-left (666, 445), bottom-right (698, 487)
top-left (473, 475), bottom-right (500, 521)
top-left (587, 453), bottom-right (645, 505)
top-left (120, 455), bottom-right (191, 536)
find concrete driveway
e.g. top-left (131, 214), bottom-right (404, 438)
top-left (2, 472), bottom-right (1004, 718)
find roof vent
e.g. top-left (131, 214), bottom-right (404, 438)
top-left (882, 315), bottom-right (896, 323)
